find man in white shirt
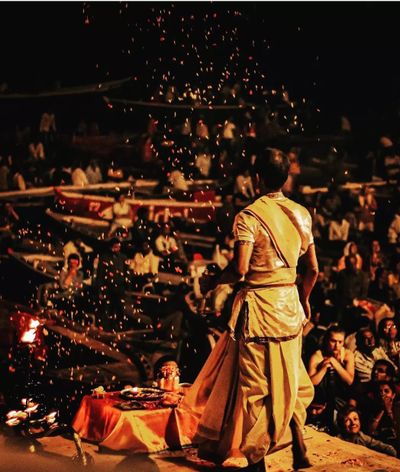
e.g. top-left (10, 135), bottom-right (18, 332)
top-left (128, 242), bottom-right (159, 276)
top-left (154, 224), bottom-right (179, 257)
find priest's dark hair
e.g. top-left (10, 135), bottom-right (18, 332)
top-left (253, 147), bottom-right (289, 190)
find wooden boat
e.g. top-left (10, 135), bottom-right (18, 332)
top-left (0, 178), bottom-right (219, 202)
top-left (46, 209), bottom-right (111, 242)
top-left (8, 251), bottom-right (63, 283)
top-left (46, 209), bottom-right (216, 257)
top-left (53, 188), bottom-right (222, 224)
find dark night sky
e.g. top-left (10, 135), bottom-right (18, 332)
top-left (1, 2), bottom-right (399, 122)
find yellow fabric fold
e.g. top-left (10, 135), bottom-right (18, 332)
top-left (243, 197), bottom-right (301, 269)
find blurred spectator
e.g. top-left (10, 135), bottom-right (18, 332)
top-left (28, 136), bottom-right (45, 161)
top-left (39, 111), bottom-right (56, 134)
top-left (0, 155), bottom-right (10, 191)
top-left (108, 194), bottom-right (133, 237)
top-left (335, 255), bottom-right (369, 324)
top-left (212, 233), bottom-right (235, 270)
top-left (368, 267), bottom-right (392, 301)
top-left (282, 148), bottom-right (301, 196)
top-left (234, 168), bottom-right (255, 201)
top-left (71, 162), bottom-right (89, 187)
top-left (11, 166), bottom-right (26, 190)
top-left (168, 169), bottom-right (189, 192)
top-left (388, 207), bottom-right (400, 245)
top-left (195, 118), bottom-right (209, 141)
top-left (365, 240), bottom-right (387, 282)
top-left (95, 238), bottom-right (127, 332)
top-left (39, 111), bottom-right (56, 150)
top-left (221, 117), bottom-right (236, 153)
top-left (328, 212), bottom-right (350, 242)
top-left (127, 241), bottom-right (159, 291)
top-left (378, 318), bottom-right (400, 368)
top-left (85, 160), bottom-right (103, 185)
top-left (216, 194), bottom-right (236, 237)
top-left (131, 206), bottom-right (156, 246)
top-left (356, 186), bottom-right (377, 233)
top-left (154, 223), bottom-right (179, 259)
top-left (195, 149), bottom-right (212, 178)
top-left (0, 202), bottom-right (20, 251)
top-left (337, 242), bottom-right (363, 272)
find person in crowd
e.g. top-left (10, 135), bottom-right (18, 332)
top-left (353, 327), bottom-right (394, 383)
top-left (195, 148), bottom-right (212, 178)
top-left (302, 306), bottom-right (333, 366)
top-left (337, 406), bottom-right (396, 457)
top-left (0, 202), bottom-right (20, 251)
top-left (85, 159), bottom-right (103, 185)
top-left (195, 118), bottom-right (209, 141)
top-left (282, 147), bottom-right (301, 196)
top-left (0, 155), bottom-right (11, 191)
top-left (367, 381), bottom-right (399, 449)
top-left (49, 164), bottom-right (69, 185)
top-left (11, 165), bottom-right (26, 191)
top-left (378, 318), bottom-right (400, 368)
top-left (71, 161), bottom-right (89, 187)
top-left (168, 168), bottom-right (189, 192)
top-left (356, 185), bottom-right (378, 233)
top-left (63, 238), bottom-right (93, 270)
top-left (365, 239), bottom-right (387, 282)
top-left (95, 238), bottom-right (127, 332)
top-left (59, 253), bottom-right (84, 295)
top-left (215, 194), bottom-right (237, 237)
top-left (305, 392), bottom-right (331, 433)
top-left (388, 207), bottom-right (400, 245)
top-left (337, 242), bottom-right (363, 272)
top-left (221, 117), bottom-right (237, 153)
top-left (194, 263), bottom-right (233, 319)
top-left (130, 206), bottom-right (156, 247)
top-left (39, 110), bottom-right (56, 142)
top-left (234, 167), bottom-right (255, 201)
top-left (184, 148), bottom-right (318, 471)
top-left (349, 359), bottom-right (398, 415)
top-left (387, 259), bottom-right (400, 303)
top-left (154, 223), bottom-right (179, 265)
top-left (212, 233), bottom-right (235, 270)
top-left (108, 193), bottom-right (133, 237)
top-left (368, 267), bottom-right (392, 302)
top-left (53, 253), bottom-right (87, 323)
top-left (335, 255), bottom-right (369, 324)
top-left (328, 211), bottom-right (350, 242)
top-left (318, 186), bottom-right (342, 225)
top-left (127, 241), bottom-right (159, 291)
top-left (308, 326), bottom-right (354, 431)
top-left (27, 136), bottom-right (45, 161)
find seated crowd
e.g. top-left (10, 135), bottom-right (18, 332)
top-left (2, 107), bottom-right (400, 459)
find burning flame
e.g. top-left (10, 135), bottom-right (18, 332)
top-left (20, 319), bottom-right (40, 343)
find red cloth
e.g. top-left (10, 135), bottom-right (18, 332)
top-left (72, 394), bottom-right (199, 453)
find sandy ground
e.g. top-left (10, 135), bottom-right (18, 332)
top-left (1, 426), bottom-right (399, 472)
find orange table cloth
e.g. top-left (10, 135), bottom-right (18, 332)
top-left (72, 394), bottom-right (199, 453)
